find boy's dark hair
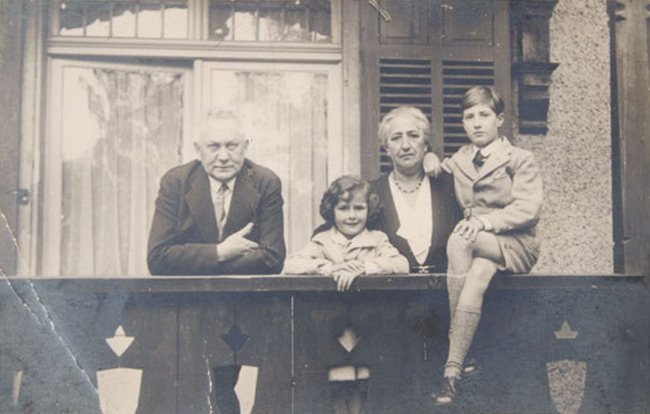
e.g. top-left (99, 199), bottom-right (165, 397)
top-left (313, 175), bottom-right (382, 236)
top-left (460, 86), bottom-right (505, 116)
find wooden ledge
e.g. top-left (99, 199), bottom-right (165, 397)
top-left (4, 274), bottom-right (648, 293)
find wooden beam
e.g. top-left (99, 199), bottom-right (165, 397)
top-left (20, 274), bottom-right (649, 293)
top-left (610, 0), bottom-right (650, 274)
top-left (0, 0), bottom-right (25, 276)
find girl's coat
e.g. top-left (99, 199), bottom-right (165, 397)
top-left (283, 227), bottom-right (409, 275)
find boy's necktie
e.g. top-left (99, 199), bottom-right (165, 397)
top-left (214, 183), bottom-right (228, 240)
top-left (473, 150), bottom-right (486, 169)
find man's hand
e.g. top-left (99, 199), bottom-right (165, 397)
top-left (217, 222), bottom-right (260, 262)
top-left (453, 218), bottom-right (485, 243)
top-left (423, 152), bottom-right (442, 177)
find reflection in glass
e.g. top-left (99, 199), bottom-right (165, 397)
top-left (111, 2), bottom-right (136, 37)
top-left (164, 2), bottom-right (189, 39)
top-left (51, 66), bottom-right (184, 275)
top-left (58, 0), bottom-right (188, 39)
top-left (233, 2), bottom-right (258, 41)
top-left (258, 5), bottom-right (283, 41)
top-left (208, 2), bottom-right (232, 41)
top-left (283, 7), bottom-right (307, 41)
top-left (83, 2), bottom-right (111, 36)
top-left (136, 2), bottom-right (162, 38)
top-left (208, 0), bottom-right (331, 42)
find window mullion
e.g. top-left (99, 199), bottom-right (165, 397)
top-left (160, 2), bottom-right (165, 39)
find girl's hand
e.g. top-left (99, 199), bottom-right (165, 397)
top-left (317, 263), bottom-right (334, 276)
top-left (423, 152), bottom-right (442, 177)
top-left (331, 261), bottom-right (363, 274)
top-left (453, 218), bottom-right (484, 242)
top-left (333, 261), bottom-right (365, 291)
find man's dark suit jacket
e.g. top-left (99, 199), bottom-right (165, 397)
top-left (370, 174), bottom-right (459, 271)
top-left (147, 159), bottom-right (286, 275)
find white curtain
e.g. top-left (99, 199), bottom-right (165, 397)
top-left (207, 68), bottom-right (329, 253)
top-left (57, 67), bottom-right (184, 276)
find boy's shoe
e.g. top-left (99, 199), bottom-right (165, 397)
top-left (432, 376), bottom-right (458, 405)
top-left (463, 358), bottom-right (479, 378)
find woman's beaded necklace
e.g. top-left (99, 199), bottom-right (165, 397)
top-left (392, 173), bottom-right (425, 194)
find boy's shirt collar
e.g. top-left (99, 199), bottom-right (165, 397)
top-left (473, 136), bottom-right (504, 158)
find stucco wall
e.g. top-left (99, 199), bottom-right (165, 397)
top-left (513, 0), bottom-right (613, 274)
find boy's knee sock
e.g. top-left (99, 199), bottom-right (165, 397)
top-left (446, 272), bottom-right (466, 331)
top-left (444, 304), bottom-right (481, 379)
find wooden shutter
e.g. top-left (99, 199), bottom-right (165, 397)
top-left (379, 58), bottom-right (433, 171)
top-left (360, 0), bottom-right (511, 177)
top-left (442, 60), bottom-right (496, 156)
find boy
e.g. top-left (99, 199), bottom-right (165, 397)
top-left (426, 86), bottom-right (543, 404)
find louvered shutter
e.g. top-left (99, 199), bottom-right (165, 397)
top-left (442, 60), bottom-right (496, 156)
top-left (379, 58), bottom-right (433, 171)
top-left (361, 1), bottom-right (511, 176)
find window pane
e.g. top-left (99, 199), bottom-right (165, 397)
top-left (45, 64), bottom-right (185, 276)
top-left (308, 3), bottom-right (331, 42)
top-left (283, 6), bottom-right (307, 41)
top-left (208, 0), bottom-right (331, 42)
top-left (57, 0), bottom-right (188, 39)
top-left (163, 2), bottom-right (189, 39)
top-left (233, 2), bottom-right (258, 41)
top-left (59, 1), bottom-right (86, 35)
top-left (206, 67), bottom-right (330, 252)
top-left (83, 3), bottom-right (111, 36)
top-left (258, 4), bottom-right (283, 41)
top-left (137, 2), bottom-right (163, 38)
top-left (111, 2), bottom-right (136, 37)
top-left (59, 1), bottom-right (115, 37)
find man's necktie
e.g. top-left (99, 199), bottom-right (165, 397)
top-left (473, 150), bottom-right (486, 169)
top-left (214, 183), bottom-right (228, 240)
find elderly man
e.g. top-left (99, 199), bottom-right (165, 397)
top-left (147, 110), bottom-right (286, 275)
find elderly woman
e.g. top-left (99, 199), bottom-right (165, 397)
top-left (370, 106), bottom-right (459, 273)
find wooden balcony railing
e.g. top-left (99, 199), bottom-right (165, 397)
top-left (2, 274), bottom-right (648, 414)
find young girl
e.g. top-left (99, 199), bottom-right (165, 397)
top-left (425, 86), bottom-right (543, 404)
top-left (283, 175), bottom-right (409, 291)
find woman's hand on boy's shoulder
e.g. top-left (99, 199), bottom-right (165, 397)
top-left (423, 152), bottom-right (443, 178)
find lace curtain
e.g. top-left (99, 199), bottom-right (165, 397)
top-left (52, 67), bottom-right (184, 275)
top-left (44, 63), bottom-right (331, 275)
top-left (207, 68), bottom-right (329, 253)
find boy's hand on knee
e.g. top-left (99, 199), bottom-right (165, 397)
top-left (454, 218), bottom-right (484, 242)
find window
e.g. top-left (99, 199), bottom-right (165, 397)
top-left (42, 60), bottom-right (191, 275)
top-left (27, 0), bottom-right (345, 276)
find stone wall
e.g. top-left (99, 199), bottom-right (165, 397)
top-left (513, 0), bottom-right (614, 274)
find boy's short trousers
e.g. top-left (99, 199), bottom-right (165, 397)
top-left (494, 231), bottom-right (539, 273)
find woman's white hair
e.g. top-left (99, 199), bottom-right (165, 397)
top-left (378, 106), bottom-right (432, 148)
